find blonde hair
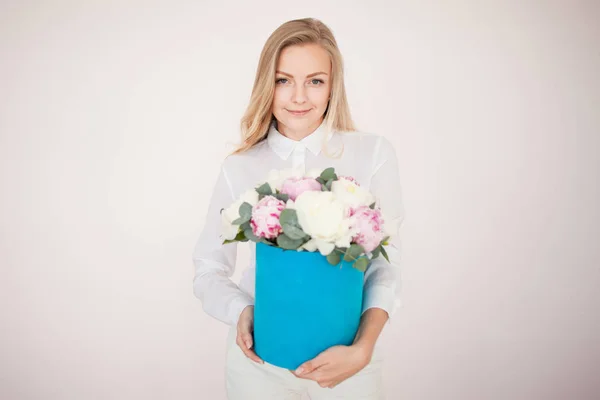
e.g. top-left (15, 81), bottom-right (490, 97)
top-left (230, 18), bottom-right (356, 157)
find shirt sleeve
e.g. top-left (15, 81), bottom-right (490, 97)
top-left (192, 161), bottom-right (254, 327)
top-left (361, 136), bottom-right (406, 323)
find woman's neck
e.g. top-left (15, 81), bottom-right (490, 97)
top-left (276, 118), bottom-right (323, 141)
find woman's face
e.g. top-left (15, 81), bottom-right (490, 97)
top-left (272, 43), bottom-right (332, 139)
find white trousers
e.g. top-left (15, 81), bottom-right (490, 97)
top-left (224, 326), bottom-right (386, 399)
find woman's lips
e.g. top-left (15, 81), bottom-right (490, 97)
top-left (287, 109), bottom-right (311, 116)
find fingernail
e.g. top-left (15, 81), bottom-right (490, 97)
top-left (295, 367), bottom-right (304, 374)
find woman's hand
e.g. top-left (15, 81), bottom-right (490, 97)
top-left (290, 344), bottom-right (371, 388)
top-left (236, 305), bottom-right (264, 364)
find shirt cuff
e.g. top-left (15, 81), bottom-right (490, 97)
top-left (228, 293), bottom-right (255, 327)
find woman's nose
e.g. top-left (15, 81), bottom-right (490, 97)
top-left (292, 84), bottom-right (307, 103)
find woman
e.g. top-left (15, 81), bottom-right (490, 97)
top-left (192, 17), bottom-right (405, 399)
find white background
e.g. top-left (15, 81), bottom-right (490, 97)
top-left (1, 1), bottom-right (599, 399)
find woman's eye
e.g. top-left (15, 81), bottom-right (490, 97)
top-left (275, 78), bottom-right (324, 85)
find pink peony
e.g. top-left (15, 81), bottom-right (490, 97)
top-left (280, 177), bottom-right (322, 201)
top-left (350, 206), bottom-right (385, 253)
top-left (251, 195), bottom-right (286, 239)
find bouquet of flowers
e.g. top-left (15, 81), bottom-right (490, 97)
top-left (218, 166), bottom-right (393, 369)
top-left (220, 166), bottom-right (391, 271)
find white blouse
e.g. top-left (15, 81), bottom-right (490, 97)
top-left (192, 120), bottom-right (406, 327)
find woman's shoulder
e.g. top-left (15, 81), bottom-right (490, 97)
top-left (221, 140), bottom-right (269, 170)
top-left (337, 129), bottom-right (395, 151)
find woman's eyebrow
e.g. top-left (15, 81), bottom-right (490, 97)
top-left (276, 71), bottom-right (328, 78)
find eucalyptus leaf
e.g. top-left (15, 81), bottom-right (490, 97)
top-left (260, 238), bottom-right (274, 246)
top-left (371, 245), bottom-right (382, 259)
top-left (320, 167), bottom-right (337, 182)
top-left (353, 257), bottom-right (369, 272)
top-left (325, 178), bottom-right (334, 191)
top-left (380, 245), bottom-right (390, 262)
top-left (282, 223), bottom-right (308, 240)
top-left (279, 209), bottom-right (298, 226)
top-left (256, 183), bottom-right (273, 196)
top-left (321, 183), bottom-right (328, 191)
top-left (276, 234), bottom-right (304, 250)
top-left (274, 193), bottom-right (289, 202)
top-left (239, 202), bottom-right (253, 220)
top-left (343, 243), bottom-right (364, 262)
top-left (232, 215), bottom-right (250, 225)
top-left (316, 177), bottom-right (325, 185)
top-left (326, 251), bottom-right (341, 266)
top-left (240, 221), bottom-right (251, 232)
top-left (244, 228), bottom-right (260, 243)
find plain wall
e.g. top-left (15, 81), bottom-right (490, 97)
top-left (1, 1), bottom-right (599, 399)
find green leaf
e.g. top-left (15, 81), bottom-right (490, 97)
top-left (276, 234), bottom-right (305, 250)
top-left (369, 202), bottom-right (376, 209)
top-left (256, 183), bottom-right (273, 196)
top-left (316, 177), bottom-right (325, 185)
top-left (371, 245), bottom-right (381, 259)
top-left (244, 228), bottom-right (260, 243)
top-left (320, 167), bottom-right (337, 182)
top-left (325, 178), bottom-right (334, 191)
top-left (353, 257), bottom-right (369, 272)
top-left (240, 221), bottom-right (251, 232)
top-left (279, 209), bottom-right (298, 225)
top-left (279, 209), bottom-right (308, 240)
top-left (380, 245), bottom-right (390, 263)
top-left (381, 236), bottom-right (390, 246)
top-left (321, 183), bottom-right (328, 191)
top-left (274, 192), bottom-right (289, 202)
top-left (239, 202), bottom-right (253, 219)
top-left (282, 223), bottom-right (308, 240)
top-left (343, 244), bottom-right (365, 262)
top-left (326, 251), bottom-right (341, 266)
top-left (233, 202), bottom-right (253, 224)
top-left (232, 215), bottom-right (249, 225)
top-left (260, 238), bottom-right (274, 246)
top-left (279, 208), bottom-right (308, 240)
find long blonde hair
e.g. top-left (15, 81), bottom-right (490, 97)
top-left (230, 18), bottom-right (356, 157)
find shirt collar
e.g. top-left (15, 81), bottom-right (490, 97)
top-left (267, 119), bottom-right (331, 160)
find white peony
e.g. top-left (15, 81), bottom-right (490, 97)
top-left (331, 178), bottom-right (375, 210)
top-left (293, 191), bottom-right (355, 256)
top-left (220, 188), bottom-right (259, 240)
top-left (266, 166), bottom-right (305, 192)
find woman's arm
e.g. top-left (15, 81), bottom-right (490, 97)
top-left (360, 135), bottom-right (406, 324)
top-left (192, 161), bottom-right (254, 327)
top-left (352, 307), bottom-right (389, 357)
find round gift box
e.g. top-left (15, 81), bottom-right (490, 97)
top-left (253, 242), bottom-right (365, 370)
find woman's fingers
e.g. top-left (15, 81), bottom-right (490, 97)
top-left (236, 332), bottom-right (264, 364)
